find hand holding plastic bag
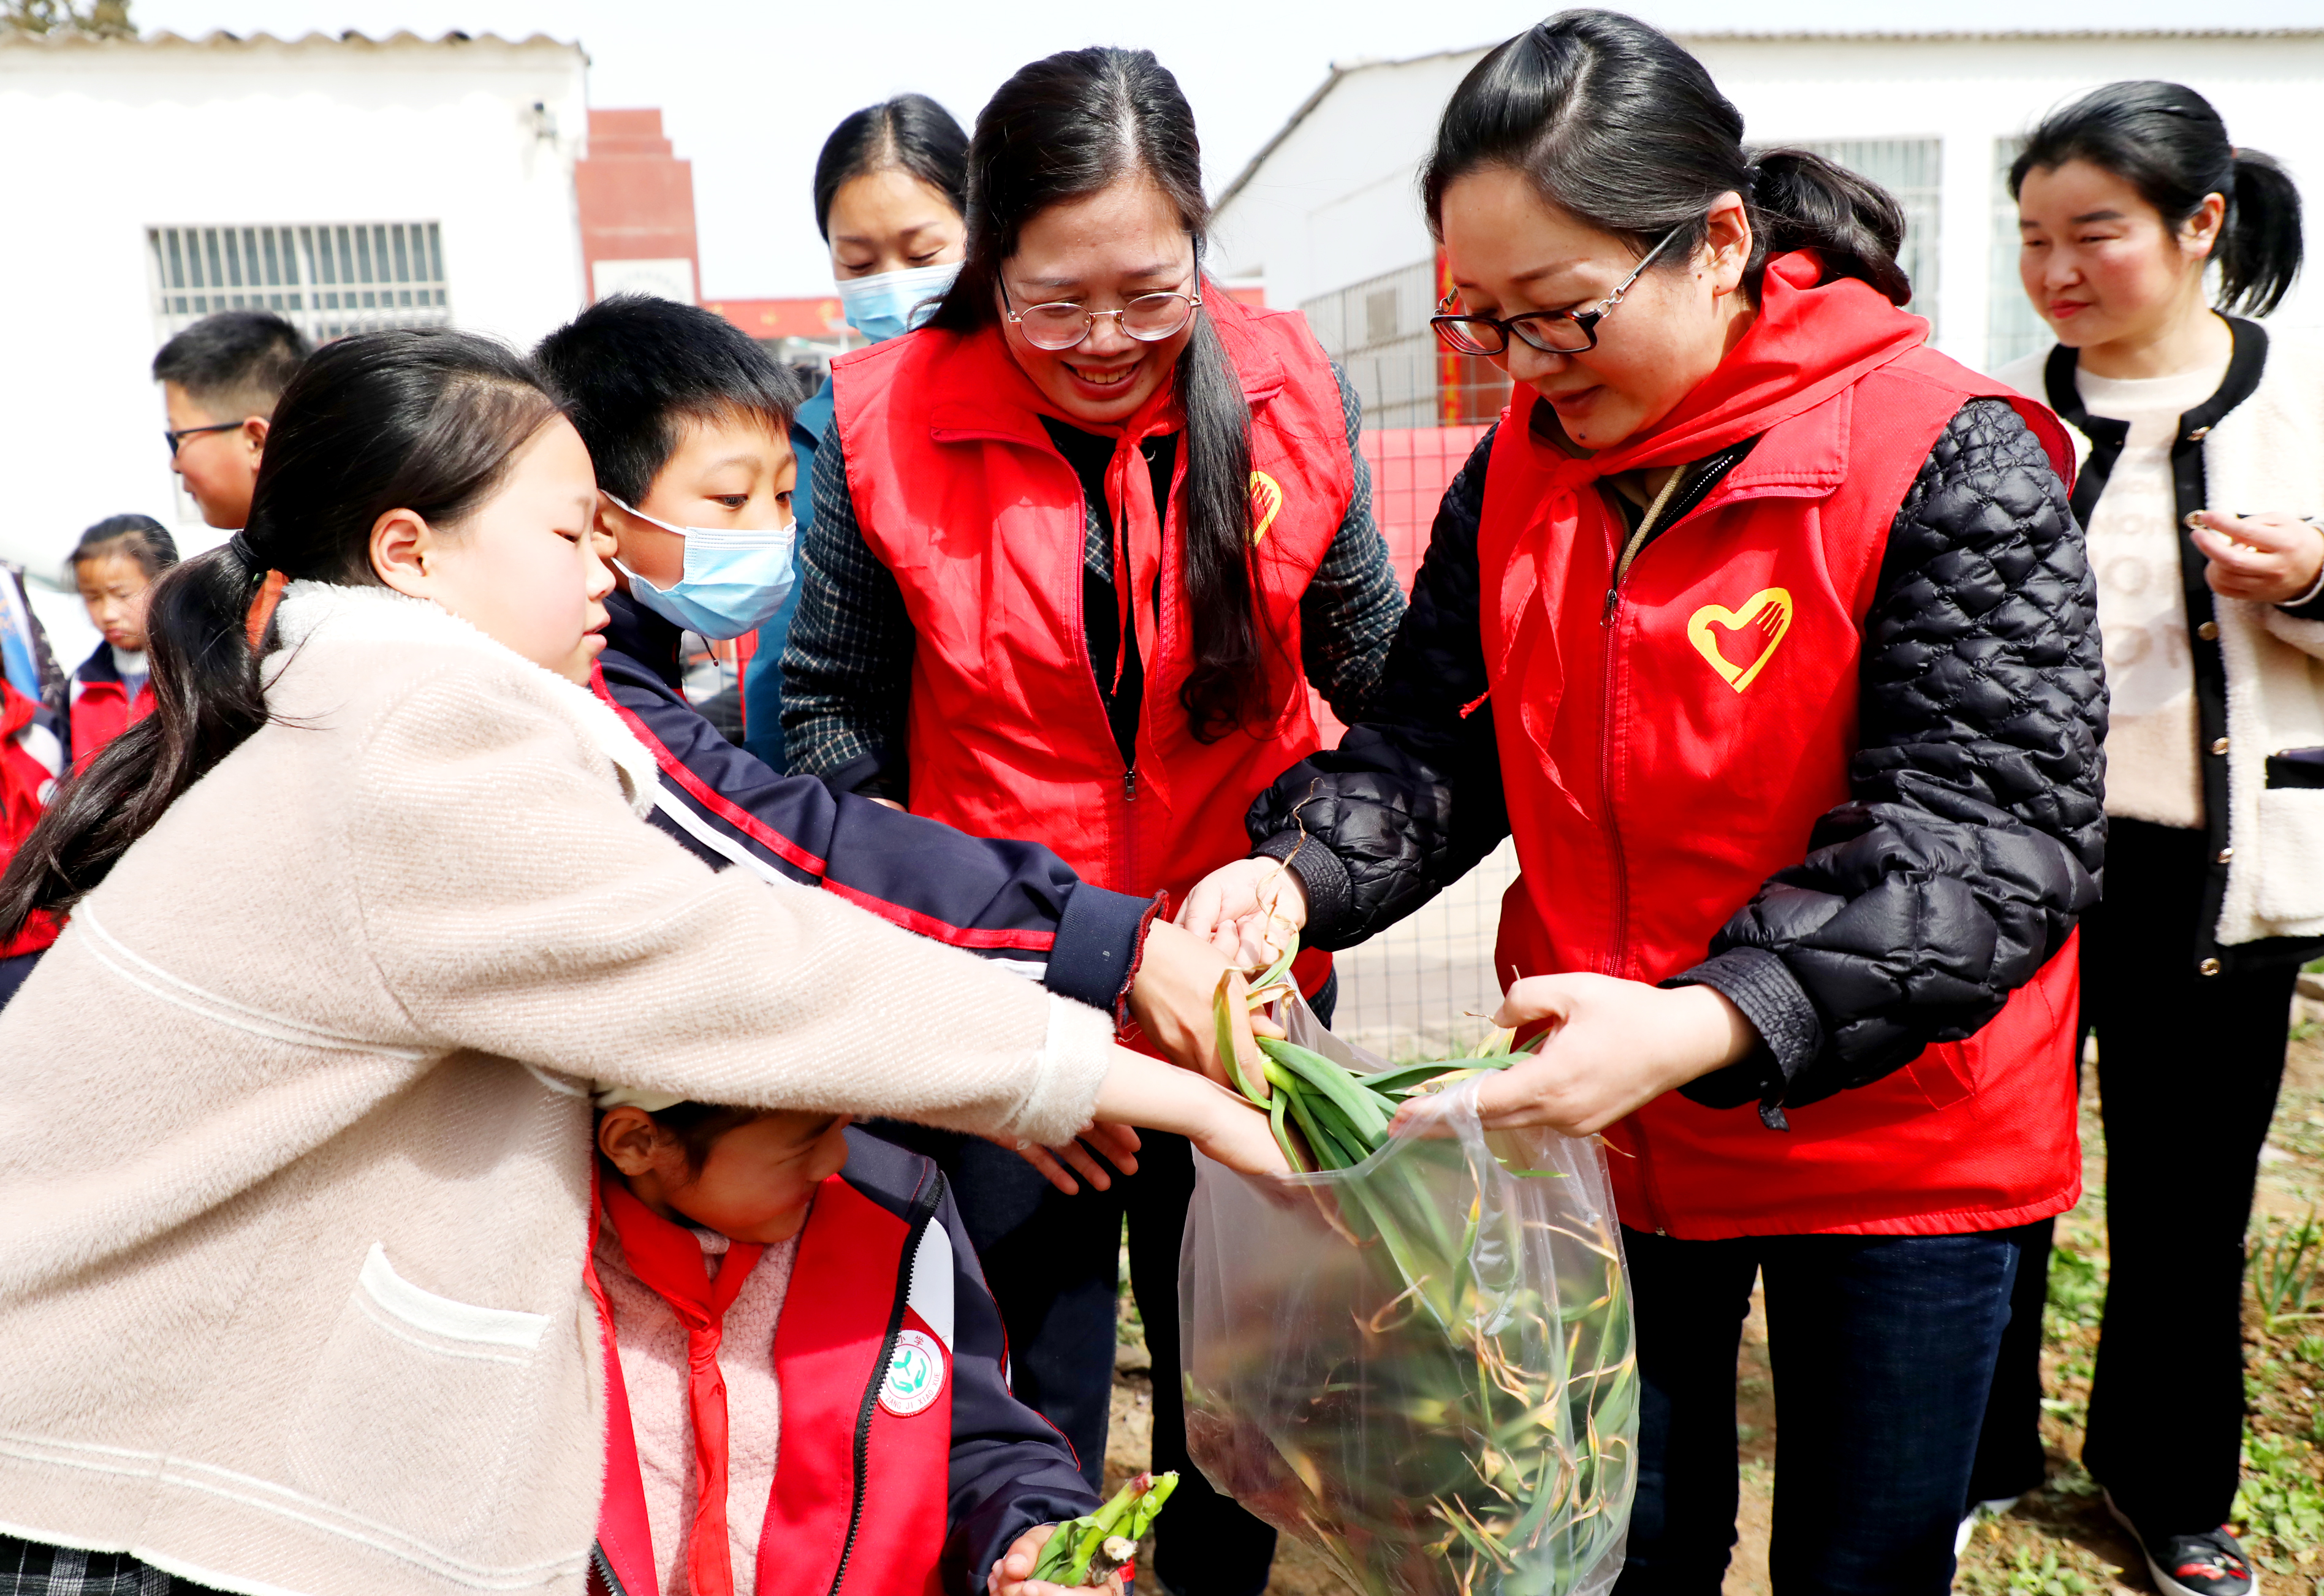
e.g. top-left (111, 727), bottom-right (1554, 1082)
top-left (1179, 993), bottom-right (1637, 1596)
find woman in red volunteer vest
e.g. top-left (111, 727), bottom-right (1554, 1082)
top-left (1182, 15), bottom-right (2105, 1592)
top-left (783, 46), bottom-right (1403, 1596)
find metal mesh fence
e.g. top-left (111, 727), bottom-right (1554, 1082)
top-left (1304, 257), bottom-right (1511, 431)
top-left (1293, 423), bottom-right (1522, 1058)
top-left (1326, 838), bottom-right (1522, 1060)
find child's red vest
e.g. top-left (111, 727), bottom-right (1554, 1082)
top-left (67, 644), bottom-right (153, 772)
top-left (1481, 255), bottom-right (2084, 1240)
top-left (590, 1168), bottom-right (954, 1596)
top-left (829, 292), bottom-right (1353, 991)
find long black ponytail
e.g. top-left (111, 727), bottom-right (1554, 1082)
top-left (925, 46), bottom-right (1267, 743)
top-left (0, 329), bottom-right (562, 936)
top-left (2011, 80), bottom-right (2303, 318)
top-left (1421, 9), bottom-right (1912, 306)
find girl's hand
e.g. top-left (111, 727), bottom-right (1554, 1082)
top-left (1389, 974), bottom-right (1757, 1138)
top-left (1176, 857), bottom-right (1308, 967)
top-left (987, 1524), bottom-right (1126, 1596)
top-left (1128, 919), bottom-right (1280, 1091)
top-left (2190, 511), bottom-right (2324, 604)
top-left (1092, 1045), bottom-right (1289, 1180)
top-left (1004, 1122), bottom-right (1142, 1196)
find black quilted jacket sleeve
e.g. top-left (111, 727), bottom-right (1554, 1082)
top-left (1247, 428), bottom-right (1509, 943)
top-left (1248, 399), bottom-right (2106, 1128)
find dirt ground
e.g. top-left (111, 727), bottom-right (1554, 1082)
top-left (1104, 1017), bottom-right (2324, 1595)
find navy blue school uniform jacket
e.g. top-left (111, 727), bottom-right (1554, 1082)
top-left (590, 588), bottom-right (1155, 1014)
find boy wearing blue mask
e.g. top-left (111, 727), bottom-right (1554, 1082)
top-left (534, 298), bottom-right (1257, 1177)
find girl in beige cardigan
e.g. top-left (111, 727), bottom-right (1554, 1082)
top-left (0, 329), bottom-right (1282, 1596)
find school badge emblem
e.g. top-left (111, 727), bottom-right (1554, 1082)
top-left (879, 1328), bottom-right (946, 1416)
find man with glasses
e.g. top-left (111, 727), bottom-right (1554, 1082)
top-left (153, 310), bottom-right (310, 530)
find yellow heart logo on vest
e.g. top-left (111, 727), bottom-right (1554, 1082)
top-left (1248, 471), bottom-right (1283, 543)
top-left (1686, 588), bottom-right (1793, 693)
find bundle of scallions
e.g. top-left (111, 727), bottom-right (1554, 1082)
top-left (1185, 940), bottom-right (1638, 1596)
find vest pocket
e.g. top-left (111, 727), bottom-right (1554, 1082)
top-left (282, 1244), bottom-right (550, 1555)
top-left (1904, 1038), bottom-right (1979, 1108)
top-left (2255, 781), bottom-right (2324, 923)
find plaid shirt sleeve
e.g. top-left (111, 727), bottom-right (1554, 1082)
top-left (777, 423), bottom-right (916, 799)
top-left (1299, 362), bottom-right (1407, 724)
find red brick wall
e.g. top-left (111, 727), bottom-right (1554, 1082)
top-left (575, 108), bottom-right (699, 302)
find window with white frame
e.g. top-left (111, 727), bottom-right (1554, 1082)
top-left (1987, 140), bottom-right (2051, 371)
top-left (1788, 139), bottom-right (1942, 335)
top-left (146, 224), bottom-right (451, 343)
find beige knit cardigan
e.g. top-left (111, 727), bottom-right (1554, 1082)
top-left (0, 582), bottom-right (1115, 1596)
top-left (1999, 332), bottom-right (2324, 947)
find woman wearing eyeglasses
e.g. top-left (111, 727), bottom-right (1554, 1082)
top-left (780, 44), bottom-right (1401, 1596)
top-left (1179, 13), bottom-right (2103, 1590)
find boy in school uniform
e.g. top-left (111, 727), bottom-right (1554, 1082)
top-left (589, 1090), bottom-right (1123, 1596)
top-left (534, 297), bottom-right (1213, 1079)
top-left (153, 309), bottom-right (309, 529)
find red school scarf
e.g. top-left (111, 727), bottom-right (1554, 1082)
top-left (603, 1181), bottom-right (767, 1596)
top-left (1487, 254), bottom-right (1932, 802)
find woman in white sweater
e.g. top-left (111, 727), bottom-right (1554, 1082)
top-left (0, 330), bottom-right (1283, 1596)
top-left (1975, 82), bottom-right (2317, 1596)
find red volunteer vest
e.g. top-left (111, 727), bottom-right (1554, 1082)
top-left (1483, 256), bottom-right (2084, 1239)
top-left (830, 290), bottom-right (1353, 993)
top-left (592, 1174), bottom-right (953, 1596)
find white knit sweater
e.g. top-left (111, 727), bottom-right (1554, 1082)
top-left (1999, 332), bottom-right (2324, 946)
top-left (0, 583), bottom-right (1115, 1596)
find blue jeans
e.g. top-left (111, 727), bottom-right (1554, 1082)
top-left (1614, 1225), bottom-right (2023, 1595)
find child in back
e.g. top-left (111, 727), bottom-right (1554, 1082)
top-left (153, 308), bottom-right (309, 529)
top-left (64, 514), bottom-right (176, 770)
top-left (591, 1090), bottom-right (1126, 1596)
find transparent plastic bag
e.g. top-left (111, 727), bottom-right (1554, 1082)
top-left (1179, 995), bottom-right (1636, 1596)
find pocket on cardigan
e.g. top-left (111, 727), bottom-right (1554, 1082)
top-left (2256, 784), bottom-right (2324, 924)
top-left (281, 1244), bottom-right (550, 1554)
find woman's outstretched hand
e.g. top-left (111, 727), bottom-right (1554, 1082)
top-left (2191, 510), bottom-right (2324, 604)
top-left (1128, 919), bottom-right (1280, 1092)
top-left (1388, 973), bottom-right (1759, 1139)
top-left (1175, 857), bottom-right (1309, 968)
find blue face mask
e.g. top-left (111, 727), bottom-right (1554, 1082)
top-left (607, 496), bottom-right (796, 641)
top-left (835, 260), bottom-right (962, 343)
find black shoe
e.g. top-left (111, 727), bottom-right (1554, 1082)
top-left (2105, 1492), bottom-right (2254, 1596)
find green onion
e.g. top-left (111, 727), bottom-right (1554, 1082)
top-left (1193, 939), bottom-right (1636, 1595)
top-left (1028, 1470), bottom-right (1178, 1586)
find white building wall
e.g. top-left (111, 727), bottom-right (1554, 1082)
top-left (1213, 31), bottom-right (2324, 380)
top-left (0, 32), bottom-right (588, 581)
top-left (1209, 51), bottom-right (1480, 318)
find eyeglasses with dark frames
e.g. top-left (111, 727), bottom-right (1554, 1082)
top-left (1430, 226), bottom-right (1685, 357)
top-left (163, 420), bottom-right (245, 457)
top-left (1001, 273), bottom-right (1203, 351)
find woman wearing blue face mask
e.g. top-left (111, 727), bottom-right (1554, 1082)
top-left (740, 94), bottom-right (969, 769)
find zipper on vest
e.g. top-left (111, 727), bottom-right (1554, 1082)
top-left (590, 1543), bottom-right (629, 1596)
top-left (827, 1176), bottom-right (945, 1596)
top-left (1123, 768), bottom-right (1137, 803)
top-left (1598, 603), bottom-right (1630, 975)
